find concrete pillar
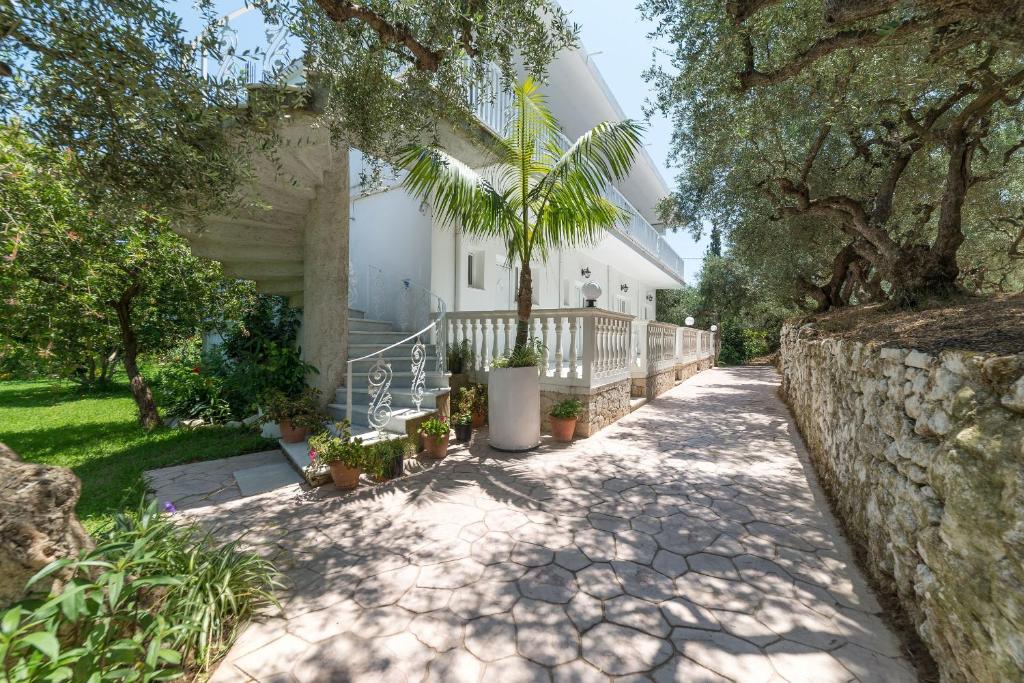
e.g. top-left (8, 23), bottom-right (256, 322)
top-left (301, 148), bottom-right (349, 405)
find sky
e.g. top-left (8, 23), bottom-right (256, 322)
top-left (176, 0), bottom-right (706, 283)
top-left (557, 0), bottom-right (709, 283)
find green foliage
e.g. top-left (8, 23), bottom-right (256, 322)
top-left (643, 0), bottom-right (1024, 305)
top-left (550, 398), bottom-right (583, 420)
top-left (0, 501), bottom-right (278, 680)
top-left (259, 388), bottom-right (326, 431)
top-left (399, 78), bottom-right (645, 346)
top-left (361, 437), bottom-right (415, 482)
top-left (0, 379), bottom-right (273, 531)
top-left (454, 384), bottom-right (487, 416)
top-left (446, 340), bottom-right (475, 375)
top-left (452, 411), bottom-right (473, 426)
top-left (491, 340), bottom-right (546, 369)
top-left (419, 415), bottom-right (450, 439)
top-left (309, 421), bottom-right (363, 469)
top-left (151, 366), bottom-right (232, 424)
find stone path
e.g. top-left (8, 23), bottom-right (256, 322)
top-left (150, 367), bottom-right (917, 683)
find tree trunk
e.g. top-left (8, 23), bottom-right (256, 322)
top-left (113, 284), bottom-right (161, 430)
top-left (514, 262), bottom-right (533, 349)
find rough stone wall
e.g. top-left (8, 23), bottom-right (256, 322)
top-left (540, 379), bottom-right (630, 437)
top-left (780, 322), bottom-right (1024, 683)
top-left (647, 368), bottom-right (677, 400)
top-left (630, 377), bottom-right (646, 398)
top-left (675, 357), bottom-right (714, 384)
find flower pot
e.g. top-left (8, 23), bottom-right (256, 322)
top-left (328, 461), bottom-right (360, 490)
top-left (550, 415), bottom-right (578, 442)
top-left (423, 434), bottom-right (449, 459)
top-left (453, 422), bottom-right (473, 443)
top-left (488, 366), bottom-right (540, 451)
top-left (279, 419), bottom-right (307, 443)
top-left (471, 410), bottom-right (486, 428)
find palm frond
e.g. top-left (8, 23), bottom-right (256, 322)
top-left (534, 120), bottom-right (646, 202)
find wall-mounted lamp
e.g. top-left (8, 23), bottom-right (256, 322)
top-left (684, 316), bottom-right (695, 327)
top-left (710, 324), bottom-right (718, 333)
top-left (620, 284), bottom-right (629, 293)
top-left (646, 294), bottom-right (654, 302)
top-left (580, 267), bottom-right (591, 279)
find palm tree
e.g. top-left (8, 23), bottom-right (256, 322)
top-left (398, 77), bottom-right (645, 350)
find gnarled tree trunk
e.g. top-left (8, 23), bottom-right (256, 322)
top-left (113, 283), bottom-right (161, 430)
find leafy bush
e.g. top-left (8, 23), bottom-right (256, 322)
top-left (362, 437), bottom-right (415, 481)
top-left (309, 421), bottom-right (363, 468)
top-left (491, 340), bottom-right (545, 369)
top-left (152, 364), bottom-right (233, 423)
top-left (717, 321), bottom-right (773, 365)
top-left (419, 415), bottom-right (450, 438)
top-left (0, 502), bottom-right (279, 681)
top-left (259, 388), bottom-right (326, 430)
top-left (454, 384), bottom-right (486, 417)
top-left (550, 398), bottom-right (583, 419)
top-left (742, 329), bottom-right (770, 359)
top-left (445, 340), bottom-right (474, 374)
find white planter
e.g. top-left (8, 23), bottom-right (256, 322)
top-left (488, 366), bottom-right (540, 451)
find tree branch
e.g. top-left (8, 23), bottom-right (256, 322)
top-left (314, 0), bottom-right (448, 71)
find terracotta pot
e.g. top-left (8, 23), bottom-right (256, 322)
top-left (279, 419), bottom-right (307, 444)
top-left (328, 461), bottom-right (360, 490)
top-left (423, 433), bottom-right (449, 459)
top-left (550, 415), bottom-right (578, 442)
top-left (472, 410), bottom-right (486, 428)
top-left (453, 422), bottom-right (473, 443)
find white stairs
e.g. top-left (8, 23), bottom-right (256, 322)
top-left (278, 309), bottom-right (449, 478)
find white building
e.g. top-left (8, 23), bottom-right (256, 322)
top-left (180, 10), bottom-right (716, 471)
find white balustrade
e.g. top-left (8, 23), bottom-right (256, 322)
top-left (445, 308), bottom-right (717, 390)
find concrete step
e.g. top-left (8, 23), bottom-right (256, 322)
top-left (339, 371), bottom-right (448, 395)
top-left (348, 331), bottom-right (420, 346)
top-left (325, 404), bottom-right (435, 434)
top-left (334, 386), bottom-right (449, 411)
top-left (349, 318), bottom-right (396, 333)
top-left (347, 354), bottom-right (439, 373)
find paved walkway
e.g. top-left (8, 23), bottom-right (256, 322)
top-left (151, 367), bottom-right (917, 683)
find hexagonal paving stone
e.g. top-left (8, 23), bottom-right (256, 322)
top-left (581, 623), bottom-right (673, 675)
top-left (449, 580), bottom-right (521, 619)
top-left (764, 640), bottom-right (849, 683)
top-left (483, 561), bottom-right (531, 583)
top-left (674, 572), bottom-right (765, 613)
top-left (588, 512), bottom-right (632, 533)
top-left (424, 647), bottom-right (484, 683)
top-left (652, 550), bottom-right (688, 579)
top-left (471, 531), bottom-right (517, 565)
top-left (650, 655), bottom-right (729, 683)
top-left (465, 614), bottom-right (518, 662)
top-left (353, 564), bottom-right (419, 608)
top-left (684, 553), bottom-right (739, 581)
top-left (511, 541), bottom-right (555, 567)
top-left (566, 591), bottom-right (604, 633)
top-left (605, 595), bottom-right (670, 637)
top-left (351, 605), bottom-right (415, 638)
top-left (615, 531), bottom-right (658, 564)
top-left (290, 632), bottom-right (407, 683)
top-left (513, 522), bottom-right (574, 549)
top-left (576, 563), bottom-right (623, 600)
top-left (518, 564), bottom-right (578, 604)
top-left (410, 611), bottom-right (465, 652)
top-left (483, 655), bottom-right (553, 682)
top-left (417, 558), bottom-right (486, 589)
top-left (485, 508), bottom-right (531, 532)
top-left (669, 627), bottom-right (775, 683)
top-left (398, 586), bottom-right (453, 613)
top-left (513, 599), bottom-right (579, 666)
top-left (660, 598), bottom-right (720, 631)
top-left (575, 528), bottom-right (616, 563)
top-left (555, 547), bottom-right (591, 572)
top-left (612, 561), bottom-right (675, 602)
top-left (552, 659), bottom-right (610, 683)
top-left (631, 514), bottom-right (662, 535)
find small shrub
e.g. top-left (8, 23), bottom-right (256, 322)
top-left (452, 410), bottom-right (473, 426)
top-left (550, 398), bottom-right (583, 419)
top-left (152, 364), bottom-right (233, 423)
top-left (491, 340), bottom-right (545, 369)
top-left (445, 340), bottom-right (474, 374)
top-left (455, 384), bottom-right (487, 417)
top-left (419, 415), bottom-right (450, 438)
top-left (308, 421), bottom-right (363, 468)
top-left (259, 388), bottom-right (326, 430)
top-left (0, 501), bottom-right (279, 680)
top-left (362, 437), bottom-right (415, 481)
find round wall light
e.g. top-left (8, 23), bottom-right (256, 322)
top-left (582, 281), bottom-right (602, 308)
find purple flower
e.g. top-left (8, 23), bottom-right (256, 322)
top-left (163, 501), bottom-right (177, 514)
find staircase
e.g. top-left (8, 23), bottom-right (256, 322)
top-left (278, 308), bottom-right (450, 479)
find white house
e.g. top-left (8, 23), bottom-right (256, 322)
top-left (178, 9), bottom-right (716, 474)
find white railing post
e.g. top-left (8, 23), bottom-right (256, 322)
top-left (581, 315), bottom-right (596, 387)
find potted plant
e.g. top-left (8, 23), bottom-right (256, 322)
top-left (419, 415), bottom-right (451, 459)
top-left (363, 437), bottom-right (414, 482)
top-left (550, 398), bottom-right (583, 442)
top-left (455, 384), bottom-right (487, 428)
top-left (309, 421), bottom-right (364, 490)
top-left (452, 411), bottom-right (473, 443)
top-left (446, 340), bottom-right (474, 398)
top-left (487, 340), bottom-right (544, 451)
top-left (260, 388), bottom-right (326, 443)
top-left (400, 79), bottom-right (642, 454)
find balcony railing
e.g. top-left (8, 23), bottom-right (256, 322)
top-left (445, 309), bottom-right (715, 390)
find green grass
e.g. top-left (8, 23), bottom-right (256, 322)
top-left (0, 379), bottom-right (274, 532)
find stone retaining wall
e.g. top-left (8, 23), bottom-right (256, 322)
top-left (780, 322), bottom-right (1024, 682)
top-left (540, 379), bottom-right (630, 438)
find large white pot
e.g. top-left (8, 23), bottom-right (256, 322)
top-left (488, 366), bottom-right (540, 451)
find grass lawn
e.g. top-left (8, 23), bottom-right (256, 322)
top-left (0, 379), bottom-right (274, 532)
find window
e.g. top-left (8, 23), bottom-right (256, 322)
top-left (562, 279), bottom-right (583, 307)
top-left (467, 251), bottom-right (485, 290)
top-left (616, 296), bottom-right (629, 314)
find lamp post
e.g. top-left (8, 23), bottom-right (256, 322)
top-left (582, 281), bottom-right (602, 308)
